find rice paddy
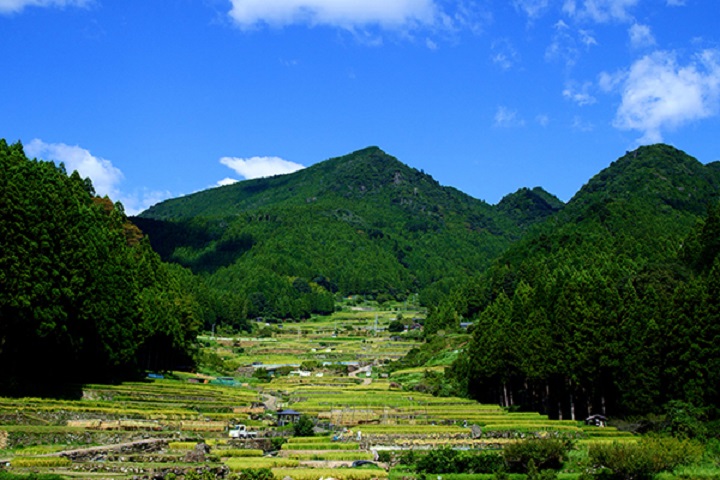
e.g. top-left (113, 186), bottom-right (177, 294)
top-left (0, 304), bottom-right (639, 479)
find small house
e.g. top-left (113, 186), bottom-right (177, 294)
top-left (277, 409), bottom-right (302, 426)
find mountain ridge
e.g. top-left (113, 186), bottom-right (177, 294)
top-left (134, 143), bottom-right (720, 321)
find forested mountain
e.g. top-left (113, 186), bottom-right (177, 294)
top-left (136, 147), bottom-right (536, 320)
top-left (497, 187), bottom-right (564, 231)
top-left (0, 140), bottom-right (201, 396)
top-left (426, 144), bottom-right (720, 419)
top-left (5, 135), bottom-right (719, 419)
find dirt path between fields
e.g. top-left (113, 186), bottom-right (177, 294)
top-left (349, 365), bottom-right (373, 385)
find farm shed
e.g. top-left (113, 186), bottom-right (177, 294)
top-left (277, 409), bottom-right (302, 426)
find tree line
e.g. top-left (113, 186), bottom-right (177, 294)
top-left (0, 140), bottom-right (204, 395)
top-left (438, 199), bottom-right (720, 420)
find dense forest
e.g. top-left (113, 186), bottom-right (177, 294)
top-left (0, 140), bottom-right (204, 395)
top-left (424, 145), bottom-right (720, 420)
top-left (4, 136), bottom-right (720, 424)
top-left (136, 147), bottom-right (553, 321)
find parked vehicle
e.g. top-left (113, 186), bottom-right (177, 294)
top-left (228, 424), bottom-right (258, 438)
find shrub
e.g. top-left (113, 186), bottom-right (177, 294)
top-left (292, 415), bottom-right (315, 437)
top-left (664, 401), bottom-right (707, 440)
top-left (398, 450), bottom-right (417, 465)
top-left (588, 436), bottom-right (703, 480)
top-left (377, 450), bottom-right (392, 463)
top-left (503, 437), bottom-right (572, 473)
top-left (527, 460), bottom-right (558, 480)
top-left (270, 437), bottom-right (287, 451)
top-left (388, 320), bottom-right (405, 333)
top-left (416, 446), bottom-right (504, 474)
top-left (232, 468), bottom-right (274, 480)
top-left (0, 474), bottom-right (64, 480)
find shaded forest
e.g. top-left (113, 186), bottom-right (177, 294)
top-left (0, 140), bottom-right (204, 395)
top-left (422, 145), bottom-right (720, 419)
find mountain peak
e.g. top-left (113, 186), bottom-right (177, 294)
top-left (498, 187), bottom-right (564, 228)
top-left (569, 143), bottom-right (719, 215)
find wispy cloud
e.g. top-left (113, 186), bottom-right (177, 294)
top-left (628, 23), bottom-right (655, 49)
top-left (25, 139), bottom-right (170, 215)
top-left (228, 0), bottom-right (438, 30)
top-left (491, 38), bottom-right (521, 70)
top-left (604, 49), bottom-right (720, 144)
top-left (545, 20), bottom-right (580, 67)
top-left (571, 115), bottom-right (594, 131)
top-left (227, 0), bottom-right (492, 36)
top-left (512, 0), bottom-right (550, 19)
top-left (563, 80), bottom-right (597, 105)
top-left (562, 0), bottom-right (639, 23)
top-left (0, 0), bottom-right (89, 14)
top-left (494, 106), bottom-right (526, 128)
top-left (220, 155), bottom-right (305, 180)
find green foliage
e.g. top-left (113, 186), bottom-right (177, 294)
top-left (0, 473), bottom-right (64, 480)
top-left (137, 147), bottom-right (523, 323)
top-left (399, 450), bottom-right (417, 465)
top-left (251, 368), bottom-right (271, 382)
top-left (0, 140), bottom-right (199, 395)
top-left (587, 436), bottom-right (703, 480)
top-left (442, 145), bottom-right (720, 419)
top-left (388, 320), bottom-right (405, 333)
top-left (664, 401), bottom-right (708, 440)
top-left (232, 468), bottom-right (275, 480)
top-left (377, 450), bottom-right (392, 463)
top-left (293, 414), bottom-right (315, 437)
top-left (300, 360), bottom-right (320, 370)
top-left (497, 187), bottom-right (564, 229)
top-left (415, 445), bottom-right (505, 474)
top-left (270, 437), bottom-right (287, 451)
top-left (502, 437), bottom-right (573, 473)
top-left (185, 471), bottom-right (219, 480)
top-left (526, 459), bottom-right (559, 480)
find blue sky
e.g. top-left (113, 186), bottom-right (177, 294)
top-left (2, 0), bottom-right (719, 214)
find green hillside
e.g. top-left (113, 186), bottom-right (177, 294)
top-left (136, 147), bottom-right (532, 320)
top-left (497, 186), bottom-right (564, 231)
top-left (426, 144), bottom-right (720, 418)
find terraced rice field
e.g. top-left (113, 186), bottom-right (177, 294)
top-left (0, 307), bottom-right (636, 479)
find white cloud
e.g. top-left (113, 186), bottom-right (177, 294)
top-left (217, 177), bottom-right (240, 187)
top-left (563, 81), bottom-right (597, 105)
top-left (0, 0), bottom-right (88, 14)
top-left (120, 189), bottom-right (174, 216)
top-left (545, 20), bottom-right (580, 66)
top-left (512, 0), bottom-right (550, 19)
top-left (24, 139), bottom-right (170, 215)
top-left (220, 155), bottom-right (305, 179)
top-left (607, 49), bottom-right (720, 144)
top-left (562, 0), bottom-right (639, 23)
top-left (571, 115), bottom-right (594, 131)
top-left (494, 106), bottom-right (525, 128)
top-left (228, 0), bottom-right (438, 30)
top-left (26, 139), bottom-right (123, 199)
top-left (628, 23), bottom-right (655, 49)
top-left (491, 38), bottom-right (520, 70)
top-left (536, 114), bottom-right (550, 126)
top-left (578, 29), bottom-right (598, 47)
top-left (666, 0), bottom-right (685, 5)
